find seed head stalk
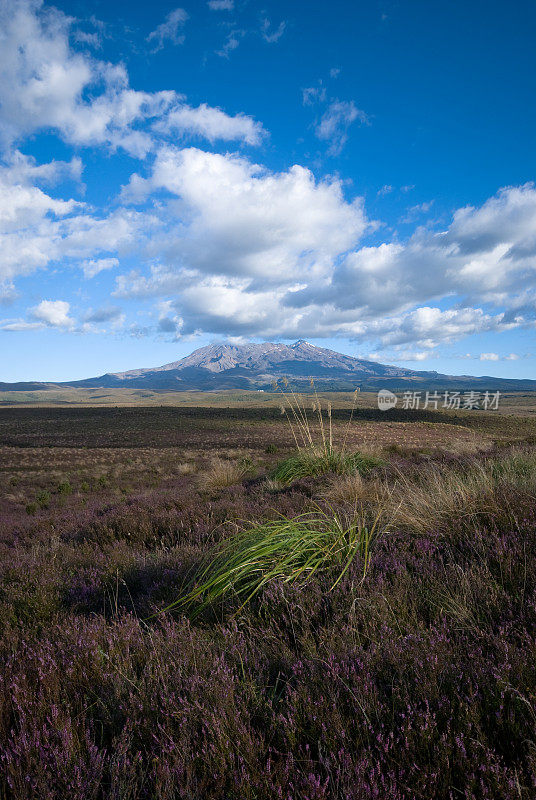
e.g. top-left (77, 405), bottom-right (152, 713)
top-left (341, 388), bottom-right (359, 456)
top-left (310, 378), bottom-right (327, 456)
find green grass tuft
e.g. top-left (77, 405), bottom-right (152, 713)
top-left (272, 450), bottom-right (382, 485)
top-left (165, 509), bottom-right (380, 618)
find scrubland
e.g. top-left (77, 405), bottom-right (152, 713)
top-left (1, 403), bottom-right (536, 799)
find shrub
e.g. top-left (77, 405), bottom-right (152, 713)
top-left (57, 480), bottom-right (73, 496)
top-left (36, 490), bottom-right (51, 509)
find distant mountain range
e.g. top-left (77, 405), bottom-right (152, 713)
top-left (1, 340), bottom-right (535, 392)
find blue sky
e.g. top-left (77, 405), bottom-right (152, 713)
top-left (1, 0), bottom-right (535, 381)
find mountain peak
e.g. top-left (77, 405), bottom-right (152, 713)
top-left (45, 339), bottom-right (536, 393)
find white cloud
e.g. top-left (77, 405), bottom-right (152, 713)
top-left (2, 149), bottom-right (83, 186)
top-left (0, 156), bottom-right (156, 285)
top-left (114, 167), bottom-right (536, 347)
top-left (1, 299), bottom-right (125, 333)
top-left (81, 257), bottom-right (119, 278)
top-left (0, 281), bottom-right (17, 304)
top-left (156, 103), bottom-right (265, 145)
top-left (0, 0), bottom-right (260, 155)
top-left (0, 319), bottom-right (44, 331)
top-left (480, 352), bottom-right (499, 361)
top-left (400, 200), bottom-right (434, 223)
top-left (0, 5), bottom-right (533, 356)
top-left (316, 100), bottom-right (370, 155)
top-left (146, 8), bottom-right (188, 52)
top-left (119, 147), bottom-right (369, 286)
top-left (29, 299), bottom-right (73, 327)
top-left (302, 86), bottom-right (327, 106)
top-left (392, 351), bottom-right (431, 362)
top-left (286, 183), bottom-right (536, 326)
top-left (216, 29), bottom-right (244, 58)
top-left (0, 0), bottom-right (178, 156)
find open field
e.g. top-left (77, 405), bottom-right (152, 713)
top-left (2, 387), bottom-right (536, 415)
top-left (1, 403), bottom-right (536, 798)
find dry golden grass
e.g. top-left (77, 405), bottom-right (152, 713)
top-left (387, 465), bottom-right (496, 532)
top-left (264, 477), bottom-right (285, 492)
top-left (324, 472), bottom-right (388, 508)
top-left (199, 459), bottom-right (250, 490)
top-left (176, 462), bottom-right (197, 475)
top-left (386, 449), bottom-right (536, 533)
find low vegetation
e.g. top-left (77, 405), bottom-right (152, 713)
top-left (170, 509), bottom-right (379, 618)
top-left (0, 405), bottom-right (536, 798)
top-left (387, 448), bottom-right (536, 533)
top-left (199, 457), bottom-right (252, 489)
top-left (272, 449), bottom-right (382, 484)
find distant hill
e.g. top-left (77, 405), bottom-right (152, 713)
top-left (2, 340), bottom-right (535, 392)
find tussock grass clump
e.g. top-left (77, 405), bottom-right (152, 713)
top-left (199, 458), bottom-right (250, 490)
top-left (273, 449), bottom-right (382, 485)
top-left (490, 448), bottom-right (536, 486)
top-left (389, 466), bottom-right (495, 532)
top-left (389, 448), bottom-right (536, 533)
top-left (271, 378), bottom-right (381, 485)
top-left (168, 509), bottom-right (380, 618)
top-left (324, 471), bottom-right (388, 507)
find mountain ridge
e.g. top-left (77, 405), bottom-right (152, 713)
top-left (1, 340), bottom-right (535, 392)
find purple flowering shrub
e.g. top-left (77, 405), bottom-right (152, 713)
top-left (0, 407), bottom-right (535, 798)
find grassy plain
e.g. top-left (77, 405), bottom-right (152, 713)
top-left (1, 399), bottom-right (536, 798)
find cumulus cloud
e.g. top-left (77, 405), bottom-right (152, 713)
top-left (155, 103), bottom-right (266, 145)
top-left (146, 8), bottom-right (188, 52)
top-left (0, 0), bottom-right (259, 157)
top-left (113, 166), bottom-right (536, 347)
top-left (0, 1), bottom-right (534, 357)
top-left (286, 184), bottom-right (536, 325)
top-left (0, 0), bottom-right (179, 155)
top-left (0, 156), bottom-right (156, 285)
top-left (2, 150), bottom-right (83, 186)
top-left (119, 147), bottom-right (369, 286)
top-left (29, 299), bottom-right (73, 327)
